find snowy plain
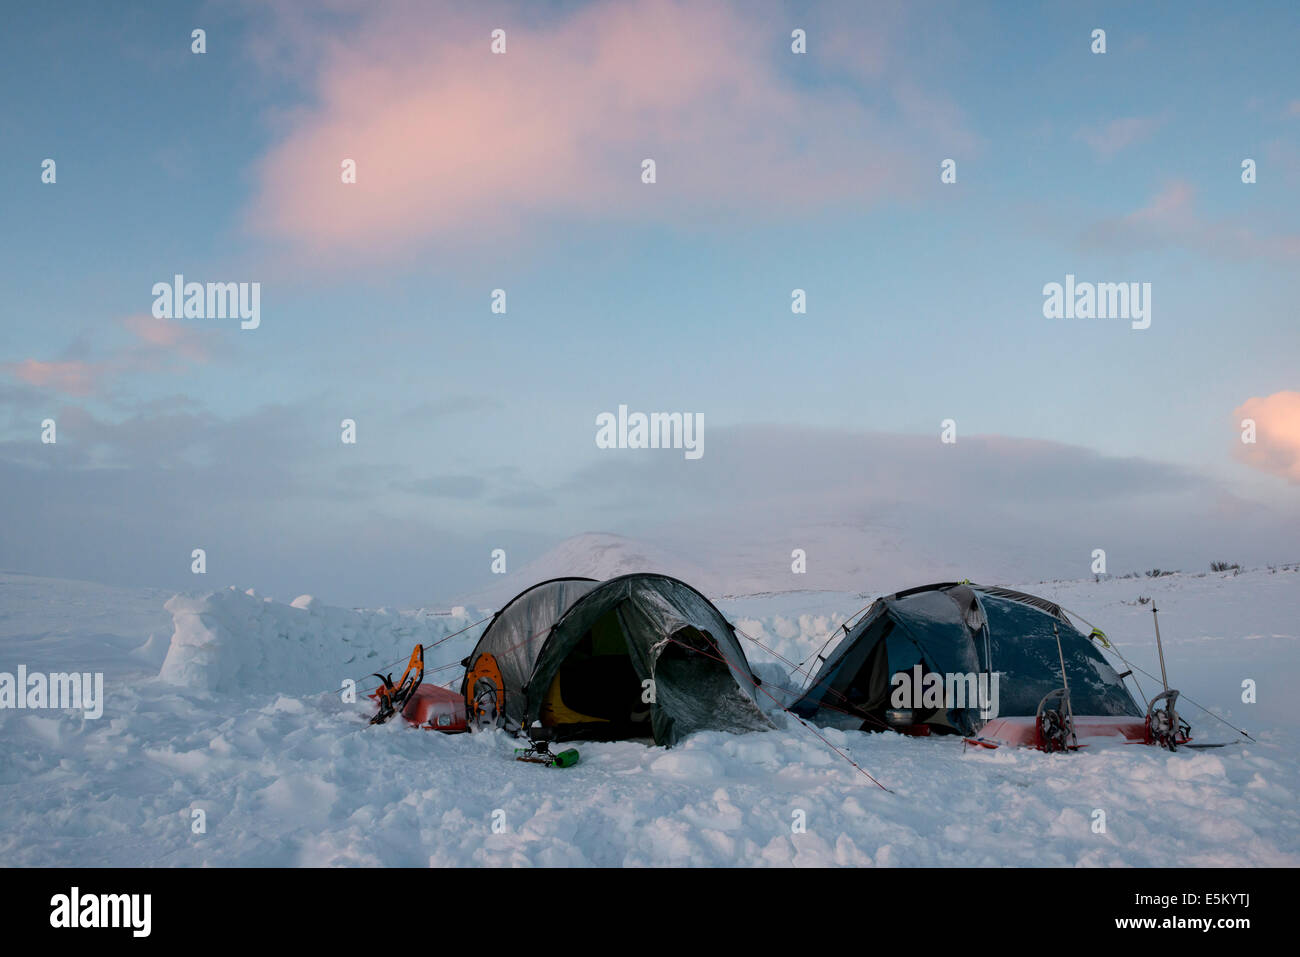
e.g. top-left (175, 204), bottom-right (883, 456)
top-left (0, 565), bottom-right (1296, 867)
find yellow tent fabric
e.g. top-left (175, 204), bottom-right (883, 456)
top-left (540, 670), bottom-right (608, 725)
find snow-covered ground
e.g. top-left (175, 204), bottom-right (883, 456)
top-left (1, 566), bottom-right (1296, 866)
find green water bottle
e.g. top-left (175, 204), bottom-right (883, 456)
top-left (551, 748), bottom-right (580, 768)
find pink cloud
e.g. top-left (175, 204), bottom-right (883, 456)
top-left (1080, 180), bottom-right (1300, 262)
top-left (7, 359), bottom-right (103, 396)
top-left (247, 0), bottom-right (963, 257)
top-left (120, 314), bottom-right (214, 363)
top-left (1129, 180), bottom-right (1196, 224)
top-left (1235, 391), bottom-right (1300, 483)
top-left (1076, 115), bottom-right (1164, 160)
top-left (4, 314), bottom-right (218, 397)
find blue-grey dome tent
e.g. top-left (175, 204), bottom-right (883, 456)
top-left (790, 582), bottom-right (1141, 739)
top-left (461, 574), bottom-right (773, 747)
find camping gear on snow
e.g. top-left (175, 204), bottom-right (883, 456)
top-left (514, 729), bottom-right (581, 768)
top-left (369, 644), bottom-right (425, 725)
top-left (1143, 605), bottom-right (1191, 750)
top-left (460, 574), bottom-right (773, 747)
top-left (369, 644), bottom-right (469, 732)
top-left (790, 582), bottom-right (1154, 751)
top-left (514, 743), bottom-right (581, 767)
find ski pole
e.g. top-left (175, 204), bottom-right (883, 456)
top-left (1152, 606), bottom-right (1169, 692)
top-left (1052, 623), bottom-right (1077, 746)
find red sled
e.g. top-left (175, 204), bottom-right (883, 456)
top-left (965, 685), bottom-right (1194, 752)
top-left (368, 644), bottom-right (468, 733)
top-left (398, 683), bottom-right (468, 733)
top-left (965, 715), bottom-right (1151, 751)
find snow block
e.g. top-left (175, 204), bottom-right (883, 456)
top-left (157, 587), bottom-right (479, 696)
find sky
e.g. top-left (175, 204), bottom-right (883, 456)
top-left (1, 0), bottom-right (1298, 606)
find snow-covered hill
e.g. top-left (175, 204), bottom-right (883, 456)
top-left (463, 532), bottom-right (723, 607)
top-left (457, 522), bottom-right (1078, 606)
top-left (1, 566), bottom-right (1297, 866)
top-left (461, 526), bottom-right (958, 606)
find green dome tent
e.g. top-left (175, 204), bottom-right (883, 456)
top-left (460, 574), bottom-right (773, 747)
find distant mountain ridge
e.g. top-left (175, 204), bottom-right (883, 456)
top-left (459, 533), bottom-right (722, 608)
top-left (453, 523), bottom-right (1003, 607)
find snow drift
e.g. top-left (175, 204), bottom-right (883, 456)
top-left (158, 587), bottom-right (481, 696)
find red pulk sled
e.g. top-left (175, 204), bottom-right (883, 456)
top-left (967, 714), bottom-right (1151, 750)
top-left (368, 645), bottom-right (468, 733)
top-left (967, 607), bottom-right (1193, 752)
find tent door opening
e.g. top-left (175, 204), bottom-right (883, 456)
top-left (539, 604), bottom-right (652, 740)
top-left (839, 633), bottom-right (959, 735)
